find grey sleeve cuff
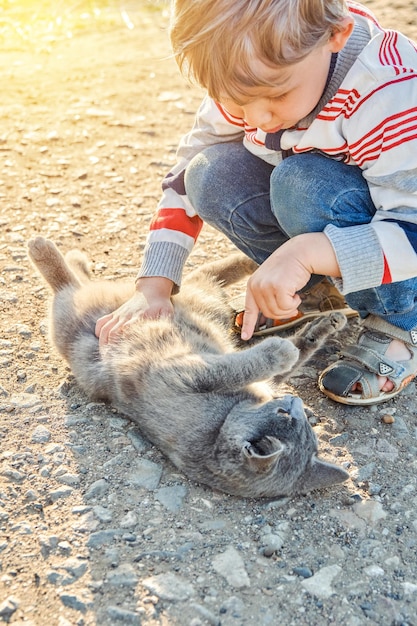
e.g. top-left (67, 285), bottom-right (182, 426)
top-left (136, 241), bottom-right (190, 291)
top-left (324, 223), bottom-right (385, 295)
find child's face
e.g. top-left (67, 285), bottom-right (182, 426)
top-left (219, 44), bottom-right (333, 132)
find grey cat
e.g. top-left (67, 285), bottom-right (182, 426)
top-left (28, 236), bottom-right (349, 498)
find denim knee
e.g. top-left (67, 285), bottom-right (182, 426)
top-left (185, 143), bottom-right (257, 222)
top-left (270, 157), bottom-right (309, 236)
top-left (185, 149), bottom-right (217, 221)
top-left (184, 143), bottom-right (287, 264)
top-left (270, 154), bottom-right (376, 236)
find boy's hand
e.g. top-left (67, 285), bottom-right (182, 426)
top-left (95, 276), bottom-right (174, 346)
top-left (240, 250), bottom-right (306, 340)
top-left (240, 233), bottom-right (340, 340)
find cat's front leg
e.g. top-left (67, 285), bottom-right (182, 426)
top-left (186, 337), bottom-right (299, 392)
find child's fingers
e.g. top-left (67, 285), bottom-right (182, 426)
top-left (97, 316), bottom-right (118, 347)
top-left (95, 313), bottom-right (113, 338)
top-left (97, 314), bottom-right (132, 347)
top-left (240, 291), bottom-right (259, 341)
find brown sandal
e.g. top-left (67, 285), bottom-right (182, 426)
top-left (231, 278), bottom-right (357, 336)
top-left (233, 308), bottom-right (308, 335)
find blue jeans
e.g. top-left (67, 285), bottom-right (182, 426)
top-left (184, 142), bottom-right (417, 330)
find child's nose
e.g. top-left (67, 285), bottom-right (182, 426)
top-left (243, 105), bottom-right (273, 129)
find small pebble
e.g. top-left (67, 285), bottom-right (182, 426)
top-left (293, 566), bottom-right (313, 579)
top-left (381, 414), bottom-right (395, 424)
top-left (0, 596), bottom-right (19, 621)
top-left (84, 478), bottom-right (109, 500)
top-left (31, 425), bottom-right (52, 443)
top-left (106, 606), bottom-right (141, 624)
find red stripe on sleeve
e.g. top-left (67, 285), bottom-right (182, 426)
top-left (382, 254), bottom-right (392, 283)
top-left (150, 208), bottom-right (203, 240)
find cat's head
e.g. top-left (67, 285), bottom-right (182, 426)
top-left (210, 394), bottom-right (349, 498)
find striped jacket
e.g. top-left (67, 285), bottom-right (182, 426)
top-left (138, 1), bottom-right (417, 297)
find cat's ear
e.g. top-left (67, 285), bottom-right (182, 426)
top-left (298, 457), bottom-right (349, 493)
top-left (242, 436), bottom-right (284, 473)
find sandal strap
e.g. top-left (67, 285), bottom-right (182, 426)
top-left (362, 315), bottom-right (417, 347)
top-left (341, 314), bottom-right (417, 381)
top-left (342, 344), bottom-right (407, 379)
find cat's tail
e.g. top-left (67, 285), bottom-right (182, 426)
top-left (28, 236), bottom-right (83, 293)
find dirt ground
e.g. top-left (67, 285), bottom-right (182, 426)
top-left (1, 2), bottom-right (417, 625)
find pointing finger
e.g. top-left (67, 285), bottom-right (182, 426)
top-left (240, 289), bottom-right (260, 341)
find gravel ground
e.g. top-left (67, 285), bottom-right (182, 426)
top-left (1, 2), bottom-right (417, 625)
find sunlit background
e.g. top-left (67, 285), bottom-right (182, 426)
top-left (0, 0), bottom-right (168, 48)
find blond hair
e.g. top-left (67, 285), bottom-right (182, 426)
top-left (170, 0), bottom-right (349, 101)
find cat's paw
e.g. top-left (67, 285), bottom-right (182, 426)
top-left (326, 311), bottom-right (348, 333)
top-left (28, 236), bottom-right (56, 262)
top-left (257, 336), bottom-right (299, 371)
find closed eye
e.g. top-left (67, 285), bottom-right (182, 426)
top-left (269, 92), bottom-right (288, 102)
top-left (245, 435), bottom-right (284, 457)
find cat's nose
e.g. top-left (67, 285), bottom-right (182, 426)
top-left (275, 395), bottom-right (306, 422)
top-left (288, 396), bottom-right (305, 421)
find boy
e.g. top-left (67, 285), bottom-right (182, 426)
top-left (96, 0), bottom-right (417, 406)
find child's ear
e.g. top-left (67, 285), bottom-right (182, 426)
top-left (329, 16), bottom-right (355, 53)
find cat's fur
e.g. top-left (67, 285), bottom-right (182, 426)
top-left (28, 236), bottom-right (349, 498)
